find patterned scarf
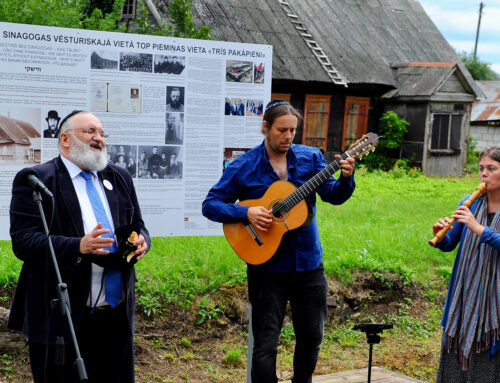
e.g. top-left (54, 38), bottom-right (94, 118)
top-left (443, 195), bottom-right (500, 370)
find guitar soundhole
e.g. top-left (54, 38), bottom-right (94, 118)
top-left (272, 204), bottom-right (287, 219)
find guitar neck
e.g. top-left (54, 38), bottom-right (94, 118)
top-left (272, 151), bottom-right (351, 216)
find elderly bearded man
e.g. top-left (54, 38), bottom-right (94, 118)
top-left (8, 111), bottom-right (150, 383)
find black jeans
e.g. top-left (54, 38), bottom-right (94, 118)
top-left (247, 265), bottom-right (328, 383)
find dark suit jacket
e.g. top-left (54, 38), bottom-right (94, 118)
top-left (43, 128), bottom-right (59, 138)
top-left (8, 156), bottom-right (151, 344)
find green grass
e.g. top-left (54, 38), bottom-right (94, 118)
top-left (320, 169), bottom-right (478, 284)
top-left (0, 170), bottom-right (480, 308)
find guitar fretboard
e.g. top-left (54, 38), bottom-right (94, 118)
top-left (272, 151), bottom-right (351, 217)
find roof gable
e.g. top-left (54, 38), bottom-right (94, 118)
top-left (383, 62), bottom-right (478, 101)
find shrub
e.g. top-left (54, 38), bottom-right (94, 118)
top-left (360, 111), bottom-right (409, 171)
top-left (466, 136), bottom-right (480, 174)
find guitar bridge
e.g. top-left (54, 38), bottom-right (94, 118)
top-left (245, 224), bottom-right (263, 246)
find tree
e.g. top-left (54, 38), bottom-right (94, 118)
top-left (134, 0), bottom-right (210, 39)
top-left (0, 0), bottom-right (210, 38)
top-left (458, 51), bottom-right (500, 81)
top-left (0, 0), bottom-right (126, 31)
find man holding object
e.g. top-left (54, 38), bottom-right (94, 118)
top-left (202, 100), bottom-right (355, 383)
top-left (8, 111), bottom-right (150, 383)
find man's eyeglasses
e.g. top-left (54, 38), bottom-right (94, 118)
top-left (66, 127), bottom-right (109, 138)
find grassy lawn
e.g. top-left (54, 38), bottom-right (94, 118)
top-left (0, 169), bottom-right (482, 382)
top-left (0, 170), bottom-right (478, 296)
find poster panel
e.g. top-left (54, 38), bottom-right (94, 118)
top-left (0, 22), bottom-right (272, 238)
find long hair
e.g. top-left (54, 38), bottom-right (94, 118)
top-left (262, 99), bottom-right (302, 133)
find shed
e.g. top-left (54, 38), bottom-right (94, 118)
top-left (383, 62), bottom-right (477, 176)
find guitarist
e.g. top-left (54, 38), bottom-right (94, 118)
top-left (202, 99), bottom-right (355, 383)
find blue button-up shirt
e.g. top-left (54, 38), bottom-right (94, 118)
top-left (202, 141), bottom-right (355, 272)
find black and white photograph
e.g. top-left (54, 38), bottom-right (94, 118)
top-left (166, 86), bottom-right (185, 112)
top-left (131, 88), bottom-right (140, 99)
top-left (138, 145), bottom-right (183, 179)
top-left (154, 55), bottom-right (186, 74)
top-left (90, 50), bottom-right (119, 70)
top-left (106, 144), bottom-right (137, 178)
top-left (0, 106), bottom-right (41, 167)
top-left (43, 109), bottom-right (61, 138)
top-left (226, 60), bottom-right (253, 83)
top-left (119, 52), bottom-right (153, 73)
top-left (165, 112), bottom-right (184, 145)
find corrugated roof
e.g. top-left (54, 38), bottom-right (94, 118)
top-left (149, 0), bottom-right (478, 92)
top-left (471, 81), bottom-right (500, 122)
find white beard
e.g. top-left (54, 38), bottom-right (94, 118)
top-left (69, 136), bottom-right (108, 172)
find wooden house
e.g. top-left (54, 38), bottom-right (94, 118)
top-left (0, 115), bottom-right (40, 164)
top-left (126, 0), bottom-right (482, 176)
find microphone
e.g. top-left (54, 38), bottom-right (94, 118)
top-left (27, 173), bottom-right (54, 198)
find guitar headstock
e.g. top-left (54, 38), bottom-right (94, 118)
top-left (347, 133), bottom-right (379, 159)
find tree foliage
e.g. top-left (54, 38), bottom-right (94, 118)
top-left (458, 51), bottom-right (500, 81)
top-left (134, 0), bottom-right (210, 39)
top-left (359, 111), bottom-right (409, 171)
top-left (0, 0), bottom-right (126, 31)
top-left (0, 0), bottom-right (210, 38)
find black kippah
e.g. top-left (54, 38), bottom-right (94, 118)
top-left (58, 110), bottom-right (85, 136)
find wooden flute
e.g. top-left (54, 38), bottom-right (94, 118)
top-left (428, 182), bottom-right (487, 247)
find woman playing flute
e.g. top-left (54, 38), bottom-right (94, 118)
top-left (433, 146), bottom-right (500, 381)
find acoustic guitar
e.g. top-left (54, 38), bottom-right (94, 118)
top-left (223, 133), bottom-right (379, 265)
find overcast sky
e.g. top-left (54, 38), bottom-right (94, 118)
top-left (419, 0), bottom-right (500, 75)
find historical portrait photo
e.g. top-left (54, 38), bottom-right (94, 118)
top-left (154, 55), bottom-right (185, 75)
top-left (106, 144), bottom-right (137, 178)
top-left (166, 86), bottom-right (185, 112)
top-left (137, 145), bottom-right (182, 180)
top-left (43, 110), bottom-right (61, 138)
top-left (165, 112), bottom-right (184, 145)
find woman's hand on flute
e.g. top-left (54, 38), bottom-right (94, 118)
top-left (433, 217), bottom-right (452, 236)
top-left (452, 206), bottom-right (485, 237)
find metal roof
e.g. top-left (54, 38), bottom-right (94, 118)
top-left (471, 81), bottom-right (500, 122)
